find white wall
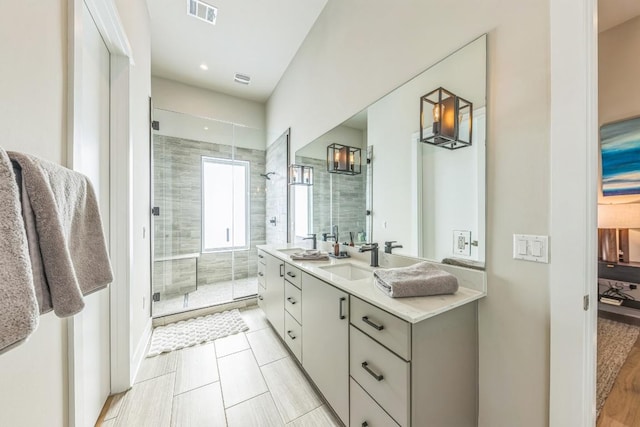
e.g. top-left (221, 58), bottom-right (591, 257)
top-left (599, 16), bottom-right (640, 261)
top-left (152, 76), bottom-right (266, 133)
top-left (267, 1), bottom-right (550, 426)
top-left (114, 0), bottom-right (153, 380)
top-left (0, 1), bottom-right (69, 426)
top-left (296, 124), bottom-right (364, 160)
top-left (152, 109), bottom-right (264, 151)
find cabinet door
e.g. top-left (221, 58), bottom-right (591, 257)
top-left (264, 253), bottom-right (285, 338)
top-left (301, 272), bottom-right (349, 425)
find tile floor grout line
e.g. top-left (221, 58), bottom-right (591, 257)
top-left (213, 332), bottom-right (230, 426)
top-left (285, 403), bottom-right (325, 426)
top-left (223, 390), bottom-right (272, 411)
top-left (250, 335), bottom-right (289, 425)
top-left (133, 367), bottom-right (177, 386)
top-left (173, 378), bottom-right (221, 397)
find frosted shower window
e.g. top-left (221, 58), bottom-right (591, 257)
top-left (202, 157), bottom-right (249, 251)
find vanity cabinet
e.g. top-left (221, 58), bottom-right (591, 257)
top-left (257, 251), bottom-right (266, 310)
top-left (283, 265), bottom-right (303, 363)
top-left (263, 253), bottom-right (285, 339)
top-left (301, 272), bottom-right (350, 425)
top-left (350, 296), bottom-right (477, 427)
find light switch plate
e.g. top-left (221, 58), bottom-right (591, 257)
top-left (513, 234), bottom-right (549, 263)
top-left (453, 230), bottom-right (472, 256)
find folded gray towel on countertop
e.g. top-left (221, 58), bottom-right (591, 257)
top-left (0, 147), bottom-right (39, 353)
top-left (374, 261), bottom-right (458, 298)
top-left (441, 257), bottom-right (484, 270)
top-left (290, 250), bottom-right (329, 261)
top-left (9, 151), bottom-right (113, 317)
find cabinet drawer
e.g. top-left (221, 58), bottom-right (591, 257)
top-left (257, 249), bottom-right (267, 265)
top-left (350, 378), bottom-right (400, 427)
top-left (258, 262), bottom-right (266, 289)
top-left (284, 311), bottom-right (302, 362)
top-left (351, 297), bottom-right (411, 360)
top-left (350, 326), bottom-right (410, 427)
top-left (257, 290), bottom-right (265, 309)
top-left (284, 263), bottom-right (302, 289)
top-left (285, 281), bottom-right (302, 323)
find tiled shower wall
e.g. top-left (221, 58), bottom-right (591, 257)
top-left (296, 155), bottom-right (366, 243)
top-left (153, 134), bottom-right (266, 297)
top-left (265, 130), bottom-right (289, 244)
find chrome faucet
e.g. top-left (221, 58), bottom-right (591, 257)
top-left (303, 233), bottom-right (317, 249)
top-left (384, 241), bottom-right (403, 254)
top-left (359, 243), bottom-right (379, 267)
top-left (322, 232), bottom-right (336, 242)
top-left (333, 225), bottom-right (339, 244)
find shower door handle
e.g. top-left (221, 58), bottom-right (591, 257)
top-left (226, 228), bottom-right (230, 242)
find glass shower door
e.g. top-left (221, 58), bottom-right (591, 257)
top-left (151, 109), bottom-right (265, 317)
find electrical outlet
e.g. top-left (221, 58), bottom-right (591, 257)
top-left (453, 230), bottom-right (471, 256)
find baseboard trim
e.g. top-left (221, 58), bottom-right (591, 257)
top-left (130, 318), bottom-right (153, 384)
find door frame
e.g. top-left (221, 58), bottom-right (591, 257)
top-left (68, 0), bottom-right (133, 424)
top-left (549, 0), bottom-right (598, 425)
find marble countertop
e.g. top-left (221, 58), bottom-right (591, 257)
top-left (257, 244), bottom-right (486, 324)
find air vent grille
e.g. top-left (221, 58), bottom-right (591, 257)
top-left (234, 73), bottom-right (251, 85)
top-left (188, 0), bottom-right (217, 25)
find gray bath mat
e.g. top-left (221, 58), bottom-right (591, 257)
top-left (597, 318), bottom-right (640, 416)
top-left (147, 309), bottom-right (249, 357)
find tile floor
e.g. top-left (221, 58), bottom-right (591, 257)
top-left (153, 277), bottom-right (259, 318)
top-left (98, 306), bottom-right (342, 427)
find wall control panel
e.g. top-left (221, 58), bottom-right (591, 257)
top-left (513, 234), bottom-right (549, 263)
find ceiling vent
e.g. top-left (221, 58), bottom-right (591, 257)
top-left (188, 0), bottom-right (218, 25)
top-left (234, 73), bottom-right (251, 85)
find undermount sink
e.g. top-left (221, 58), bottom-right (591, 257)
top-left (319, 263), bottom-right (373, 281)
top-left (276, 247), bottom-right (305, 255)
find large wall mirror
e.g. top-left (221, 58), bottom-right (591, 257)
top-left (291, 35), bottom-right (486, 268)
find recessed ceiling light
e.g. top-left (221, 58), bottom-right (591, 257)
top-left (204, 126), bottom-right (209, 130)
top-left (200, 63), bottom-right (208, 71)
top-left (234, 73), bottom-right (250, 85)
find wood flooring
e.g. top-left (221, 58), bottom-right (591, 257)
top-left (598, 319), bottom-right (640, 426)
top-left (95, 306), bottom-right (342, 427)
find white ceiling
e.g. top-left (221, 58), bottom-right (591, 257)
top-left (599, 0), bottom-right (640, 32)
top-left (149, 0), bottom-right (327, 102)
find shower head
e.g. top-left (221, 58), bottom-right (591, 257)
top-left (260, 172), bottom-right (276, 180)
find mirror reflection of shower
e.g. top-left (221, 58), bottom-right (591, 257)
top-left (151, 109), bottom-right (266, 318)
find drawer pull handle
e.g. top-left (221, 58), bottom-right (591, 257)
top-left (258, 272), bottom-right (264, 277)
top-left (362, 316), bottom-right (384, 331)
top-left (287, 330), bottom-right (296, 340)
top-left (361, 361), bottom-right (383, 381)
top-left (258, 254), bottom-right (264, 258)
top-left (287, 271), bottom-right (296, 278)
top-left (287, 297), bottom-right (297, 305)
top-left (280, 264), bottom-right (284, 277)
top-left (258, 295), bottom-right (263, 300)
top-left (339, 297), bottom-right (346, 319)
